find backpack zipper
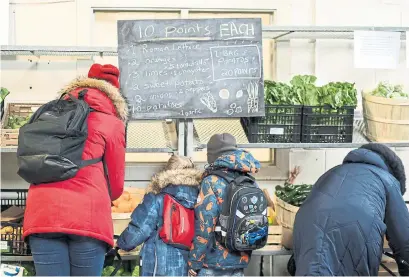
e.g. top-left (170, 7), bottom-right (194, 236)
top-left (169, 203), bottom-right (176, 242)
top-left (229, 185), bottom-right (255, 214)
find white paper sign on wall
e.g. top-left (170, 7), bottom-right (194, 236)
top-left (354, 31), bottom-right (401, 69)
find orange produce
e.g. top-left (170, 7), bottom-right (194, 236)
top-left (121, 191), bottom-right (131, 201)
top-left (117, 201), bottom-right (132, 213)
top-left (130, 198), bottom-right (139, 211)
top-left (112, 200), bottom-right (120, 207)
top-left (111, 206), bottom-right (118, 213)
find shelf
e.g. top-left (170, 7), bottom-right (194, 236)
top-left (0, 255), bottom-right (33, 262)
top-left (2, 26), bottom-right (408, 56)
top-left (0, 253), bottom-right (139, 262)
top-left (252, 245), bottom-right (292, 256)
top-left (196, 142), bottom-right (409, 150)
top-left (125, 148), bottom-right (175, 153)
top-left (262, 26), bottom-right (409, 40)
top-left (0, 147), bottom-right (175, 153)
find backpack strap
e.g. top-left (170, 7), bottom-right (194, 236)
top-left (210, 169), bottom-right (256, 186)
top-left (77, 156), bottom-right (112, 199)
top-left (72, 90), bottom-right (114, 199)
top-left (77, 157), bottom-right (103, 168)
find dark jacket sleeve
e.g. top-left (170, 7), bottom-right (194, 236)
top-left (117, 193), bottom-right (159, 251)
top-left (385, 180), bottom-right (409, 276)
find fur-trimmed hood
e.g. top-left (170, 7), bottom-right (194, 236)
top-left (146, 168), bottom-right (202, 195)
top-left (59, 77), bottom-right (128, 122)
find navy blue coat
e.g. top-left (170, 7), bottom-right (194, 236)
top-left (293, 148), bottom-right (409, 276)
top-left (117, 168), bottom-right (201, 276)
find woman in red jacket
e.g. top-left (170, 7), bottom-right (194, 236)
top-left (22, 64), bottom-right (127, 276)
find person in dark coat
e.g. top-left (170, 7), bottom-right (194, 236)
top-left (292, 143), bottom-right (408, 276)
top-left (117, 155), bottom-right (202, 276)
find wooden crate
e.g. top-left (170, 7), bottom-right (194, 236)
top-left (379, 261), bottom-right (398, 276)
top-left (267, 225), bottom-right (282, 245)
top-left (363, 93), bottom-right (409, 142)
top-left (274, 194), bottom-right (299, 230)
top-left (1, 129), bottom-right (19, 147)
top-left (1, 103), bottom-right (42, 147)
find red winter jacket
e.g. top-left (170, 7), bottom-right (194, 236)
top-left (23, 77), bottom-right (127, 247)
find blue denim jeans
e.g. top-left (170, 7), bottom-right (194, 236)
top-left (198, 268), bottom-right (244, 277)
top-left (29, 233), bottom-right (107, 276)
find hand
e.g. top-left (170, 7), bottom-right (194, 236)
top-left (188, 269), bottom-right (198, 277)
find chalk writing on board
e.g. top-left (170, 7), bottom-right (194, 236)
top-left (200, 92), bottom-right (218, 113)
top-left (117, 18), bottom-right (265, 119)
top-left (210, 45), bottom-right (261, 81)
top-left (226, 103), bottom-right (243, 115)
top-left (219, 89), bottom-right (230, 100)
top-left (246, 82), bottom-right (259, 113)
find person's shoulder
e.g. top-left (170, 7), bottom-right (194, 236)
top-left (202, 173), bottom-right (229, 185)
top-left (139, 192), bottom-right (159, 207)
top-left (92, 114), bottom-right (125, 136)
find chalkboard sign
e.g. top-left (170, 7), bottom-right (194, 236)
top-left (117, 18), bottom-right (265, 119)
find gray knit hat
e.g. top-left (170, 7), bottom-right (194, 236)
top-left (207, 133), bottom-right (237, 164)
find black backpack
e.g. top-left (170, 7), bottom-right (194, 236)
top-left (210, 169), bottom-right (269, 252)
top-left (17, 90), bottom-right (104, 185)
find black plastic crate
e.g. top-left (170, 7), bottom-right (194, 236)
top-left (1, 222), bottom-right (30, 255)
top-left (1, 189), bottom-right (28, 212)
top-left (1, 189), bottom-right (30, 255)
top-left (301, 106), bottom-right (355, 143)
top-left (241, 105), bottom-right (302, 143)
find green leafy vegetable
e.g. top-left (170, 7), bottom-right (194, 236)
top-left (264, 80), bottom-right (301, 105)
top-left (264, 76), bottom-right (357, 109)
top-left (290, 75), bottom-right (320, 106)
top-left (102, 266), bottom-right (116, 276)
top-left (0, 87), bottom-right (10, 103)
top-left (115, 267), bottom-right (125, 276)
top-left (275, 183), bottom-right (313, 207)
top-left (319, 82), bottom-right (358, 108)
top-left (5, 115), bottom-right (31, 129)
top-left (132, 266), bottom-right (140, 276)
top-left (369, 82), bottom-right (409, 99)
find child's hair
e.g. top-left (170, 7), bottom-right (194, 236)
top-left (165, 155), bottom-right (195, 171)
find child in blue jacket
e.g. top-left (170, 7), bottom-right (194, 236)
top-left (117, 155), bottom-right (202, 276)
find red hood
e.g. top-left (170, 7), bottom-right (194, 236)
top-left (59, 77), bottom-right (128, 122)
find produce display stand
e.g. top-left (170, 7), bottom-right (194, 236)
top-left (1, 26), bottom-right (409, 274)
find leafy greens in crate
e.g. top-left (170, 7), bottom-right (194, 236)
top-left (369, 82), bottom-right (409, 99)
top-left (264, 75), bottom-right (358, 109)
top-left (275, 167), bottom-right (312, 207)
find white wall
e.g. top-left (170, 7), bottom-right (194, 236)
top-left (3, 0), bottom-right (409, 100)
top-left (0, 0), bottom-right (9, 45)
